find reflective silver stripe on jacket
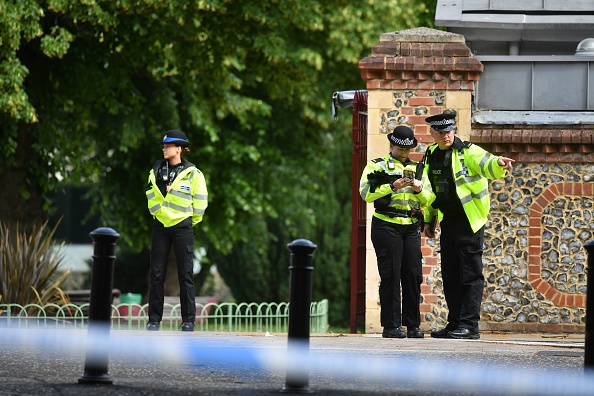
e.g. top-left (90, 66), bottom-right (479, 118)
top-left (168, 189), bottom-right (191, 201)
top-left (459, 188), bottom-right (489, 205)
top-left (455, 174), bottom-right (483, 186)
top-left (391, 198), bottom-right (421, 210)
top-left (149, 204), bottom-right (161, 214)
top-left (479, 152), bottom-right (498, 178)
top-left (360, 181), bottom-right (370, 197)
top-left (162, 201), bottom-right (193, 213)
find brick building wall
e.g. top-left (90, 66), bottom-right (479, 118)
top-left (358, 27), bottom-right (593, 334)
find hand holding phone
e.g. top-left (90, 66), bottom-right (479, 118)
top-left (403, 170), bottom-right (414, 183)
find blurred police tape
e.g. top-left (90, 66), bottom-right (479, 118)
top-left (1, 327), bottom-right (592, 395)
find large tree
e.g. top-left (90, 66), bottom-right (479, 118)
top-left (0, 0), bottom-right (436, 327)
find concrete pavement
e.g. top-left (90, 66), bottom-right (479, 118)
top-left (0, 329), bottom-right (590, 395)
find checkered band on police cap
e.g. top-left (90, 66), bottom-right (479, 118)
top-left (425, 113), bottom-right (456, 132)
top-left (387, 125), bottom-right (417, 149)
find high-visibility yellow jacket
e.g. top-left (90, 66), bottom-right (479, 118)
top-left (146, 160), bottom-right (208, 227)
top-left (359, 154), bottom-right (435, 225)
top-left (423, 138), bottom-right (507, 233)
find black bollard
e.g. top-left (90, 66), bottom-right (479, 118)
top-left (585, 240), bottom-right (594, 370)
top-left (282, 239), bottom-right (317, 394)
top-left (78, 227), bottom-right (120, 385)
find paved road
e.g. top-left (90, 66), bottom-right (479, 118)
top-left (0, 329), bottom-right (591, 395)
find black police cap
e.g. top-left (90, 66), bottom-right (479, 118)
top-left (387, 125), bottom-right (417, 149)
top-left (425, 113), bottom-right (456, 132)
top-left (161, 130), bottom-right (189, 147)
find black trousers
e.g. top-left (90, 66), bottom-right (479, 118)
top-left (371, 216), bottom-right (422, 328)
top-left (149, 217), bottom-right (196, 323)
top-left (439, 216), bottom-right (485, 333)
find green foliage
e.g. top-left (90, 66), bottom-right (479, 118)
top-left (0, 0), bottom-right (437, 327)
top-left (210, 214), bottom-right (293, 303)
top-left (0, 220), bottom-right (70, 308)
top-left (307, 135), bottom-right (354, 327)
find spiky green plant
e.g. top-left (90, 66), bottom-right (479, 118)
top-left (0, 220), bottom-right (70, 311)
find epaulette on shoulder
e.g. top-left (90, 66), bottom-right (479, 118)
top-left (371, 157), bottom-right (384, 163)
top-left (452, 138), bottom-right (471, 150)
top-left (152, 159), bottom-right (164, 173)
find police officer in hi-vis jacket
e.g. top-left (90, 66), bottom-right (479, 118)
top-left (359, 126), bottom-right (435, 339)
top-left (145, 130), bottom-right (208, 332)
top-left (421, 112), bottom-right (514, 340)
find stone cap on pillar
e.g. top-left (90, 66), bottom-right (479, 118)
top-left (359, 27), bottom-right (483, 87)
top-left (379, 27), bottom-right (465, 44)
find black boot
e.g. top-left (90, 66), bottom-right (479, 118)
top-left (382, 327), bottom-right (406, 338)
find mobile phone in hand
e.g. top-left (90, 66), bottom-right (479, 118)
top-left (403, 170), bottom-right (414, 182)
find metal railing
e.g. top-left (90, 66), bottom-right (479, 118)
top-left (0, 299), bottom-right (329, 334)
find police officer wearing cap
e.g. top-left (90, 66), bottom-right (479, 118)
top-left (421, 112), bottom-right (514, 339)
top-left (359, 126), bottom-right (435, 338)
top-left (145, 129), bottom-right (208, 332)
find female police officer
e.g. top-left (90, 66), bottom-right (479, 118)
top-left (359, 126), bottom-right (435, 338)
top-left (145, 130), bottom-right (208, 332)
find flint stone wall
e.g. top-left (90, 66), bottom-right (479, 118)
top-left (424, 163), bottom-right (594, 333)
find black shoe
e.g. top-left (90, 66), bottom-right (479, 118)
top-left (407, 327), bottom-right (424, 338)
top-left (181, 322), bottom-right (195, 332)
top-left (449, 328), bottom-right (480, 340)
top-left (382, 327), bottom-right (406, 338)
top-left (147, 322), bottom-right (159, 331)
top-left (430, 327), bottom-right (453, 339)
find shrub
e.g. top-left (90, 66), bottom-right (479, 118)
top-left (0, 220), bottom-right (70, 310)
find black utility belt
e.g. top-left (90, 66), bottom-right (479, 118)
top-left (376, 208), bottom-right (420, 219)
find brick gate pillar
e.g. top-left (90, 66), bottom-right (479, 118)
top-left (358, 27), bottom-right (483, 334)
